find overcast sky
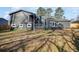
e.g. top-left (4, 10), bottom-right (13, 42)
top-left (0, 7), bottom-right (79, 20)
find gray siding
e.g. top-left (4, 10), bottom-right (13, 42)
top-left (10, 11), bottom-right (33, 29)
top-left (44, 19), bottom-right (70, 29)
top-left (58, 21), bottom-right (70, 29)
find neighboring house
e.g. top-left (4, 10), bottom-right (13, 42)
top-left (70, 20), bottom-right (79, 29)
top-left (0, 18), bottom-right (8, 30)
top-left (9, 10), bottom-right (39, 30)
top-left (45, 17), bottom-right (71, 29)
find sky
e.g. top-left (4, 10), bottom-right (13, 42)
top-left (0, 7), bottom-right (79, 20)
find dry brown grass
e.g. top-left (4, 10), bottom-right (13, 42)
top-left (0, 29), bottom-right (79, 52)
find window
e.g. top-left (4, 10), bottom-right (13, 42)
top-left (11, 24), bottom-right (16, 28)
top-left (52, 22), bottom-right (54, 26)
top-left (19, 24), bottom-right (23, 27)
top-left (58, 23), bottom-right (63, 28)
top-left (52, 22), bottom-right (56, 27)
top-left (55, 22), bottom-right (57, 27)
top-left (27, 23), bottom-right (32, 28)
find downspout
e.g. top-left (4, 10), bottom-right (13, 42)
top-left (10, 15), bottom-right (13, 25)
top-left (31, 15), bottom-right (35, 31)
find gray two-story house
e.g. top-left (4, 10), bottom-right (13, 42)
top-left (9, 10), bottom-right (39, 30)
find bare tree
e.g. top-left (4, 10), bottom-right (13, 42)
top-left (46, 8), bottom-right (53, 18)
top-left (37, 7), bottom-right (46, 22)
top-left (54, 7), bottom-right (64, 19)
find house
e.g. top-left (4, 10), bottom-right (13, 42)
top-left (9, 10), bottom-right (71, 30)
top-left (44, 17), bottom-right (71, 29)
top-left (9, 10), bottom-right (40, 30)
top-left (0, 18), bottom-right (9, 30)
top-left (70, 20), bottom-right (79, 29)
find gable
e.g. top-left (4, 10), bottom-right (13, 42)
top-left (9, 10), bottom-right (35, 15)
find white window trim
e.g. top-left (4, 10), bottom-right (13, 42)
top-left (27, 23), bottom-right (32, 28)
top-left (11, 24), bottom-right (16, 28)
top-left (19, 24), bottom-right (23, 28)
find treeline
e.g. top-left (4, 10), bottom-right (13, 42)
top-left (36, 7), bottom-right (65, 20)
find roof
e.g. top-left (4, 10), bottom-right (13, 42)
top-left (72, 20), bottom-right (79, 23)
top-left (46, 17), bottom-right (71, 22)
top-left (0, 18), bottom-right (8, 25)
top-left (9, 10), bottom-right (36, 15)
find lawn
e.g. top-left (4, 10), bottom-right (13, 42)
top-left (0, 29), bottom-right (79, 52)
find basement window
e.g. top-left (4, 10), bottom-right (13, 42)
top-left (19, 24), bottom-right (23, 27)
top-left (11, 24), bottom-right (16, 28)
top-left (27, 23), bottom-right (32, 28)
